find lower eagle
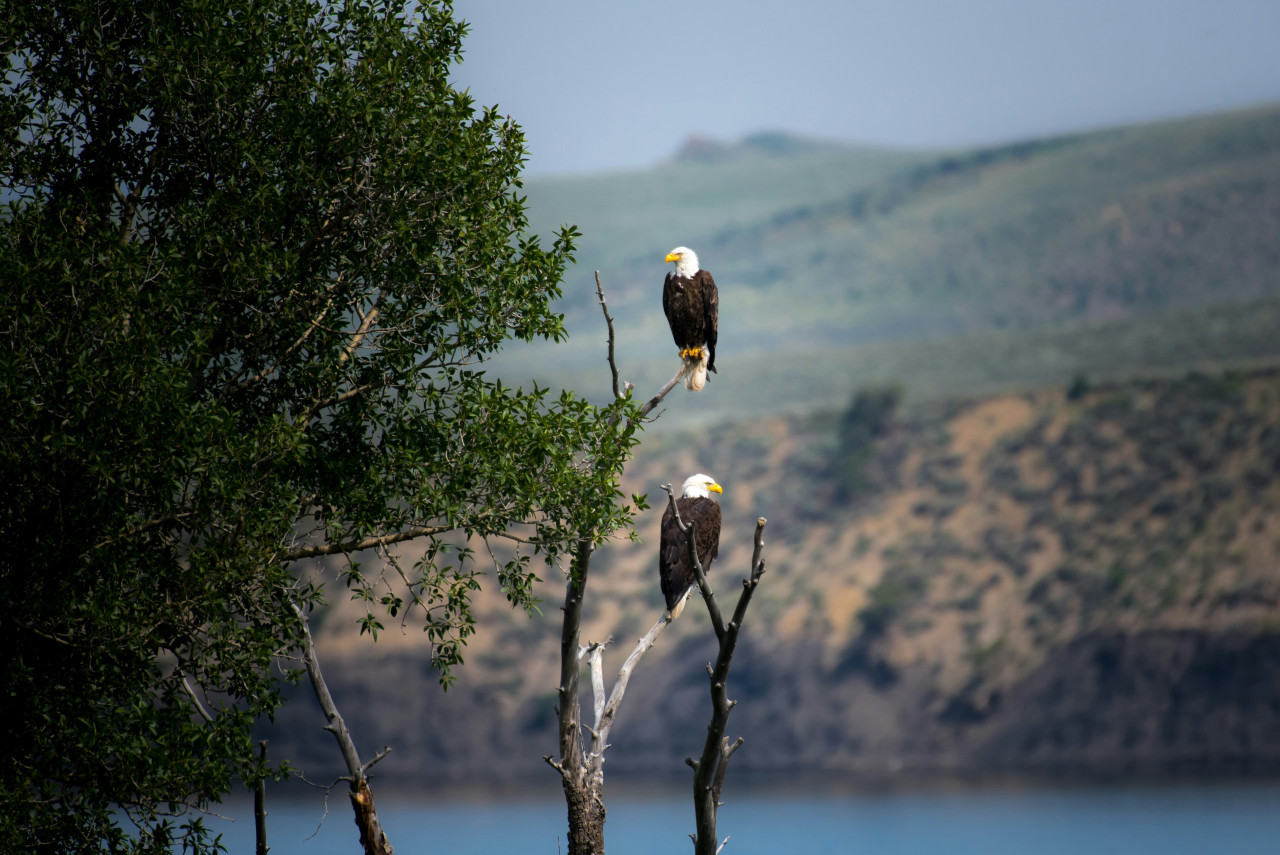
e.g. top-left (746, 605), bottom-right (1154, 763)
top-left (663, 247), bottom-right (719, 391)
top-left (659, 473), bottom-right (723, 620)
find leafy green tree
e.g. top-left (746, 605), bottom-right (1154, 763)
top-left (0, 0), bottom-right (639, 850)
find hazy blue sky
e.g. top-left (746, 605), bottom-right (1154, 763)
top-left (451, 0), bottom-right (1280, 176)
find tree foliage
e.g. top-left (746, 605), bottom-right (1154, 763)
top-left (0, 0), bottom-right (641, 850)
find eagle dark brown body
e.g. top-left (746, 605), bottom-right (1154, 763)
top-left (659, 496), bottom-right (722, 618)
top-left (662, 268), bottom-right (719, 375)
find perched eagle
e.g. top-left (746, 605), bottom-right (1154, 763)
top-left (659, 473), bottom-right (723, 620)
top-left (663, 247), bottom-right (719, 391)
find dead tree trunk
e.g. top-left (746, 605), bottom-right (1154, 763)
top-left (550, 537), bottom-right (605, 855)
top-left (294, 601), bottom-right (394, 855)
top-left (662, 487), bottom-right (768, 855)
top-left (547, 529), bottom-right (684, 853)
top-left (545, 275), bottom-right (684, 853)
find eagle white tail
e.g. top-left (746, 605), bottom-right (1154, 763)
top-left (682, 350), bottom-right (709, 391)
top-left (667, 587), bottom-right (694, 621)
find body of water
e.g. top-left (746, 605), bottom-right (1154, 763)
top-left (205, 780), bottom-right (1280, 854)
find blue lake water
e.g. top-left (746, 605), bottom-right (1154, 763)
top-left (206, 780), bottom-right (1280, 854)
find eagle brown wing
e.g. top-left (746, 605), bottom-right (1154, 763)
top-left (662, 272), bottom-right (676, 340)
top-left (659, 497), bottom-right (722, 613)
top-left (695, 268), bottom-right (719, 373)
top-left (663, 272), bottom-right (701, 353)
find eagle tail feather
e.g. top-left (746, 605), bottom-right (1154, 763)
top-left (667, 587), bottom-right (693, 621)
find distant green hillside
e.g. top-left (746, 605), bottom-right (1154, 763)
top-left (492, 103), bottom-right (1280, 423)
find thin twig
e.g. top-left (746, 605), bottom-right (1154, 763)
top-left (180, 672), bottom-right (215, 723)
top-left (359, 746), bottom-right (392, 777)
top-left (595, 272), bottom-right (621, 401)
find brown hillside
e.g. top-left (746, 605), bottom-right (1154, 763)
top-left (267, 367), bottom-right (1280, 784)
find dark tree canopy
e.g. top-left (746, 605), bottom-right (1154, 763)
top-left (0, 0), bottom-right (640, 850)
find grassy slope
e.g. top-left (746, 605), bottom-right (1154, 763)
top-left (492, 103), bottom-right (1280, 425)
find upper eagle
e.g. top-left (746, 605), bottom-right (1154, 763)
top-left (659, 473), bottom-right (723, 620)
top-left (663, 247), bottom-right (719, 391)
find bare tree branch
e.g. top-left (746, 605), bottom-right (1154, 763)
top-left (180, 672), bottom-right (215, 724)
top-left (639, 371), bottom-right (685, 420)
top-left (689, 518), bottom-right (767, 855)
top-left (359, 746), bottom-right (393, 777)
top-left (595, 271), bottom-right (621, 401)
top-left (338, 289), bottom-right (385, 366)
top-left (585, 614), bottom-right (674, 785)
top-left (583, 640), bottom-right (609, 738)
top-left (293, 600), bottom-right (394, 855)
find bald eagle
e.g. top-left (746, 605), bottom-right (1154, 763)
top-left (663, 247), bottom-right (719, 391)
top-left (659, 473), bottom-right (723, 620)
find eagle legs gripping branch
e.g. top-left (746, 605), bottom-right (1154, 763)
top-left (659, 473), bottom-right (723, 620)
top-left (663, 247), bottom-right (719, 391)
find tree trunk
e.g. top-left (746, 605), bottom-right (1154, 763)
top-left (350, 778), bottom-right (393, 855)
top-left (254, 741), bottom-right (269, 855)
top-left (562, 775), bottom-right (606, 855)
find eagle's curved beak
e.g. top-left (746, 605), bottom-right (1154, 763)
top-left (664, 252), bottom-right (681, 263)
top-left (708, 482), bottom-right (723, 494)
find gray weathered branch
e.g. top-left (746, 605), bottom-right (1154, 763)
top-left (180, 672), bottom-right (215, 724)
top-left (294, 600), bottom-right (394, 855)
top-left (596, 271), bottom-right (621, 401)
top-left (585, 614), bottom-right (674, 785)
top-left (689, 518), bottom-right (767, 855)
top-left (639, 371), bottom-right (684, 420)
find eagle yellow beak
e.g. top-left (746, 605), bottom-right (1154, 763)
top-left (665, 252), bottom-right (681, 263)
top-left (708, 482), bottom-right (723, 494)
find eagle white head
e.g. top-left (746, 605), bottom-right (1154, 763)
top-left (665, 246), bottom-right (700, 278)
top-left (681, 473), bottom-right (723, 499)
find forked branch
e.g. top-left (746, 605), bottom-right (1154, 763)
top-left (584, 613), bottom-right (675, 784)
top-left (688, 518), bottom-right (768, 855)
